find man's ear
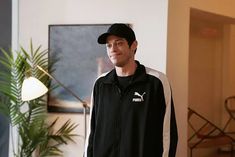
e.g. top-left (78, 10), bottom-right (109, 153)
top-left (131, 40), bottom-right (138, 52)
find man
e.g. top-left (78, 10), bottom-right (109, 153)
top-left (85, 23), bottom-right (178, 157)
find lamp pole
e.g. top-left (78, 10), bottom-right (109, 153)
top-left (37, 65), bottom-right (88, 139)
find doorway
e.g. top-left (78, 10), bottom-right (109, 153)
top-left (188, 8), bottom-right (235, 156)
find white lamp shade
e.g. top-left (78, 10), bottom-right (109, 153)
top-left (21, 76), bottom-right (48, 101)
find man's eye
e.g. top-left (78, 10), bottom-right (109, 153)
top-left (106, 44), bottom-right (112, 48)
top-left (116, 41), bottom-right (124, 46)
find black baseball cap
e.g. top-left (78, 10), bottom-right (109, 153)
top-left (97, 23), bottom-right (136, 45)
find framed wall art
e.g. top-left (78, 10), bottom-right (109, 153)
top-left (48, 24), bottom-right (113, 113)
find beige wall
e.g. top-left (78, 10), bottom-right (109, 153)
top-left (167, 1), bottom-right (190, 156)
top-left (167, 0), bottom-right (235, 157)
top-left (221, 25), bottom-right (235, 128)
top-left (222, 25), bottom-right (235, 98)
top-left (189, 19), bottom-right (223, 126)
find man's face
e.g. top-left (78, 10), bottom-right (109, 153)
top-left (106, 35), bottom-right (136, 67)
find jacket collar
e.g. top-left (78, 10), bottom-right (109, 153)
top-left (103, 60), bottom-right (147, 84)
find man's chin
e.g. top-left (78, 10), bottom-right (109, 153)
top-left (111, 60), bottom-right (128, 68)
top-left (114, 63), bottom-right (125, 68)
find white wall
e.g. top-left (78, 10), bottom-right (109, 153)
top-left (19, 0), bottom-right (169, 72)
top-left (18, 0), bottom-right (170, 156)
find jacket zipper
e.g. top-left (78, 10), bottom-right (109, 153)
top-left (114, 84), bottom-right (122, 157)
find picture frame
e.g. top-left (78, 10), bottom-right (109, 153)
top-left (48, 24), bottom-right (113, 113)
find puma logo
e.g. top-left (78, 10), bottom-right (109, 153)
top-left (132, 92), bottom-right (146, 102)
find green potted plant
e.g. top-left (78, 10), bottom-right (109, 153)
top-left (0, 41), bottom-right (78, 157)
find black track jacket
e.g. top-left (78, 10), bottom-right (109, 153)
top-left (85, 61), bottom-right (178, 157)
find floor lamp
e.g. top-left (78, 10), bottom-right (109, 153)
top-left (21, 65), bottom-right (88, 139)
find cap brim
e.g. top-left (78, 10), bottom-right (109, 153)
top-left (97, 33), bottom-right (110, 44)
